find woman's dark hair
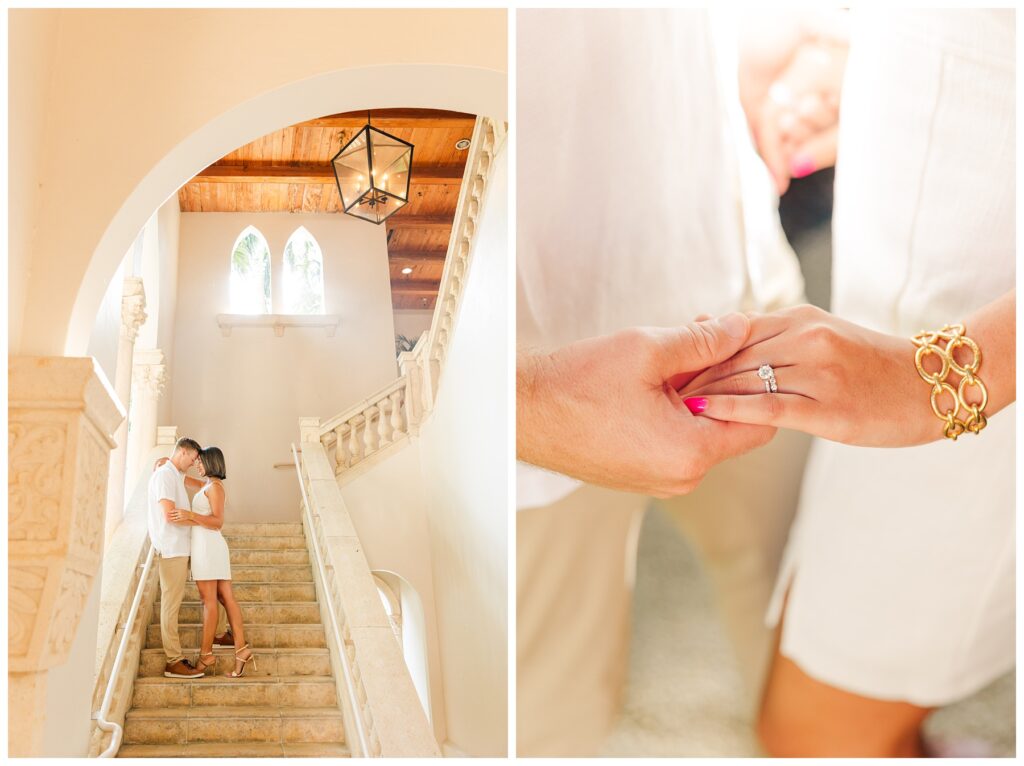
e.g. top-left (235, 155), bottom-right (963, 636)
top-left (199, 446), bottom-right (227, 480)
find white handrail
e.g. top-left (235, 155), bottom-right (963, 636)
top-left (291, 442), bottom-right (371, 757)
top-left (93, 543), bottom-right (155, 758)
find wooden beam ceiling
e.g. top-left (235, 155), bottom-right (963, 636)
top-left (196, 162), bottom-right (464, 185)
top-left (294, 108), bottom-right (475, 130)
top-left (390, 280), bottom-right (442, 296)
top-left (178, 107), bottom-right (474, 310)
top-left (388, 251), bottom-right (447, 267)
top-left (384, 215), bottom-right (451, 230)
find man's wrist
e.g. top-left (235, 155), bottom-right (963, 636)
top-left (517, 350), bottom-right (559, 463)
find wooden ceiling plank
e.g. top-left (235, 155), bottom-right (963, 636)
top-left (195, 162), bottom-right (463, 186)
top-left (391, 280), bottom-right (442, 296)
top-left (294, 108), bottom-right (475, 130)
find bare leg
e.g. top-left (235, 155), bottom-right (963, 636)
top-left (195, 580), bottom-right (220, 667)
top-left (216, 580), bottom-right (252, 672)
top-left (758, 604), bottom-right (932, 757)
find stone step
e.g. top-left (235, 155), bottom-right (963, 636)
top-left (229, 565), bottom-right (313, 584)
top-left (221, 523), bottom-right (304, 537)
top-left (156, 582), bottom-right (316, 604)
top-left (146, 623), bottom-right (326, 650)
top-left (122, 705), bottom-right (345, 747)
top-left (230, 548), bottom-right (309, 565)
top-left (150, 602), bottom-right (321, 626)
top-left (132, 675), bottom-right (338, 709)
top-left (138, 647), bottom-right (331, 678)
top-left (118, 741), bottom-right (350, 758)
top-left (221, 535), bottom-right (307, 550)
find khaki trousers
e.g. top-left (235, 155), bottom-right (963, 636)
top-left (516, 429), bottom-right (810, 756)
top-left (158, 554), bottom-right (229, 663)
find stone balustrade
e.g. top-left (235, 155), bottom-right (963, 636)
top-left (295, 436), bottom-right (441, 757)
top-left (315, 116), bottom-right (506, 479)
top-left (319, 377), bottom-right (411, 476)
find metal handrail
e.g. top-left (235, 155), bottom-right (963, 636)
top-left (93, 542), bottom-right (156, 757)
top-left (291, 442), bottom-right (371, 757)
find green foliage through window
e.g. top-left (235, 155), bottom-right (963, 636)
top-left (229, 227), bottom-right (271, 314)
top-left (282, 227), bottom-right (325, 315)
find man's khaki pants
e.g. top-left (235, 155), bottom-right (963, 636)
top-left (158, 554), bottom-right (229, 663)
top-left (516, 429), bottom-right (811, 756)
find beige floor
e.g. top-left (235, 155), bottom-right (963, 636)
top-left (602, 507), bottom-right (1016, 757)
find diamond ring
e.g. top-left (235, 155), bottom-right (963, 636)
top-left (757, 364), bottom-right (778, 394)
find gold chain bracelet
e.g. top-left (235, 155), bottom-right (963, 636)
top-left (911, 324), bottom-right (988, 440)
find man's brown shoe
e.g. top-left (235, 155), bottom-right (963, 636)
top-left (213, 631), bottom-right (234, 648)
top-left (164, 658), bottom-right (204, 678)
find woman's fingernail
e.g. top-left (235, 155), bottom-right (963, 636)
top-left (790, 154), bottom-right (816, 179)
top-left (684, 397), bottom-right (708, 414)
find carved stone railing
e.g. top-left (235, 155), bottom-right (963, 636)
top-left (294, 435), bottom-right (441, 757)
top-left (319, 377), bottom-right (412, 477)
top-left (316, 116), bottom-right (505, 479)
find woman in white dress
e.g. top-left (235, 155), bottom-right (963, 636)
top-left (169, 447), bottom-right (256, 678)
top-left (685, 9), bottom-right (1015, 756)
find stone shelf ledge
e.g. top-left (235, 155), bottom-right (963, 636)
top-left (216, 314), bottom-right (341, 338)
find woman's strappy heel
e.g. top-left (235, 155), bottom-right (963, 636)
top-left (226, 643), bottom-right (256, 678)
top-left (195, 651), bottom-right (217, 676)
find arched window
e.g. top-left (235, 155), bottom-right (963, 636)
top-left (282, 226), bottom-right (325, 314)
top-left (229, 226), bottom-right (271, 314)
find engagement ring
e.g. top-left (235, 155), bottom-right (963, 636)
top-left (757, 364), bottom-right (778, 394)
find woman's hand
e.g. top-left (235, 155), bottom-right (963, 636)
top-left (678, 305), bottom-right (941, 447)
top-left (738, 10), bottom-right (849, 194)
top-left (153, 456), bottom-right (170, 471)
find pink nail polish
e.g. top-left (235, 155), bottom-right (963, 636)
top-left (790, 154), bottom-right (816, 179)
top-left (684, 397), bottom-right (708, 414)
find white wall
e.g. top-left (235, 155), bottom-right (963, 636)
top-left (85, 254), bottom-right (128, 384)
top-left (171, 212), bottom-right (399, 521)
top-left (416, 148), bottom-right (508, 756)
top-left (393, 310), bottom-right (434, 345)
top-left (8, 9), bottom-right (59, 352)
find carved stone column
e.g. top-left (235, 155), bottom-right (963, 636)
top-left (104, 278), bottom-right (147, 543)
top-left (124, 349), bottom-right (166, 502)
top-left (9, 356), bottom-right (124, 756)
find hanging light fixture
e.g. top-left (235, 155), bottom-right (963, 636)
top-left (331, 110), bottom-right (414, 225)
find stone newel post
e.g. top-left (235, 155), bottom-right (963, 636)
top-left (8, 357), bottom-right (124, 756)
top-left (104, 278), bottom-right (147, 542)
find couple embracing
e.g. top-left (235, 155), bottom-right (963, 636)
top-left (146, 437), bottom-right (255, 679)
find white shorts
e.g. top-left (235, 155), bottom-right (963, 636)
top-left (767, 405), bottom-right (1015, 706)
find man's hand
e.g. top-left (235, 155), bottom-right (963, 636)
top-left (517, 314), bottom-right (777, 497)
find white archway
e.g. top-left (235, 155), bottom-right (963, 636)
top-left (65, 63), bottom-right (505, 355)
top-left (372, 568), bottom-right (433, 724)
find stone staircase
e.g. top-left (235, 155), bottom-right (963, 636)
top-left (117, 523), bottom-right (350, 758)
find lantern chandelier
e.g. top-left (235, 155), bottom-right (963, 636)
top-left (331, 110), bottom-right (414, 225)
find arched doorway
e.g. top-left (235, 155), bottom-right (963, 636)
top-left (64, 63), bottom-right (505, 355)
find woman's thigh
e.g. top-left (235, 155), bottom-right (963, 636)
top-left (758, 641), bottom-right (931, 757)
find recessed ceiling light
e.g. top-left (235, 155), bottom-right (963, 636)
top-left (401, 267), bottom-right (413, 275)
top-left (455, 138), bottom-right (471, 150)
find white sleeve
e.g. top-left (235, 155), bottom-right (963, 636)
top-left (154, 470), bottom-right (177, 504)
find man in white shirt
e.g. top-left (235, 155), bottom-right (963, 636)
top-left (516, 9), bottom-right (810, 755)
top-left (148, 437), bottom-right (205, 678)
